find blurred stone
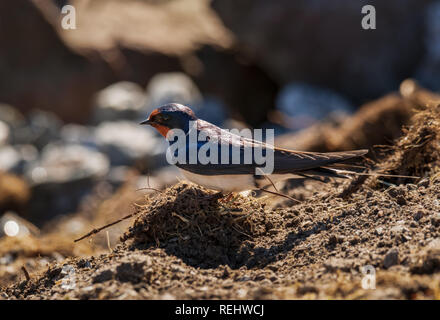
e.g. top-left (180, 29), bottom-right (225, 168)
top-left (24, 144), bottom-right (110, 223)
top-left (95, 121), bottom-right (166, 169)
top-left (276, 83), bottom-right (353, 131)
top-left (26, 143), bottom-right (109, 185)
top-left (92, 82), bottom-right (147, 123)
top-left (107, 166), bottom-right (133, 188)
top-left (12, 110), bottom-right (63, 149)
top-left (0, 211), bottom-right (39, 238)
top-left (146, 72), bottom-right (202, 110)
top-left (0, 104), bottom-right (26, 129)
top-left (0, 146), bottom-right (21, 172)
top-left (3, 144), bottom-right (39, 175)
top-left (212, 0), bottom-right (429, 102)
top-left (399, 79), bottom-right (440, 108)
top-left (410, 238), bottom-right (440, 274)
top-left (60, 124), bottom-right (96, 147)
top-left (383, 249), bottom-right (399, 269)
top-left (0, 121), bottom-right (10, 146)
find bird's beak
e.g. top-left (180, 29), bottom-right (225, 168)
top-left (140, 119), bottom-right (152, 125)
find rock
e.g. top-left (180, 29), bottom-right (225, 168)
top-left (375, 227), bottom-right (384, 235)
top-left (413, 210), bottom-right (424, 221)
top-left (0, 253), bottom-right (14, 265)
top-left (26, 143), bottom-right (109, 185)
top-left (410, 238), bottom-right (440, 274)
top-left (276, 83), bottom-right (353, 131)
top-left (60, 124), bottom-right (96, 147)
top-left (390, 223), bottom-right (408, 235)
top-left (431, 213), bottom-right (440, 227)
top-left (94, 121), bottom-right (166, 169)
top-left (387, 186), bottom-right (405, 198)
top-left (0, 146), bottom-right (21, 172)
top-left (324, 258), bottom-right (354, 272)
top-left (212, 0), bottom-right (429, 102)
top-left (0, 121), bottom-right (10, 146)
top-left (24, 143), bottom-right (110, 223)
top-left (0, 144), bottom-right (39, 175)
top-left (0, 104), bottom-right (26, 129)
top-left (93, 269), bottom-right (114, 283)
top-left (396, 195), bottom-right (407, 206)
top-left (383, 249), bottom-right (399, 269)
top-left (146, 72), bottom-right (202, 109)
top-left (92, 82), bottom-right (147, 123)
top-left (115, 262), bottom-right (145, 284)
top-left (12, 110), bottom-right (63, 149)
top-left (0, 211), bottom-right (39, 238)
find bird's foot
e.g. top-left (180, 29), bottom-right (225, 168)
top-left (219, 192), bottom-right (236, 204)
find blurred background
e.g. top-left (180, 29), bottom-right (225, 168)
top-left (0, 0), bottom-right (440, 240)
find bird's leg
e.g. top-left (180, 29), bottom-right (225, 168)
top-left (203, 192), bottom-right (236, 203)
top-left (219, 192), bottom-right (235, 203)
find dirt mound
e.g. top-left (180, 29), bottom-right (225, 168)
top-left (121, 183), bottom-right (283, 268)
top-left (373, 104), bottom-right (440, 185)
top-left (5, 174), bottom-right (440, 299)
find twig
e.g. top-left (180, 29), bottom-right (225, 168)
top-left (74, 212), bottom-right (136, 243)
top-left (136, 173), bottom-right (163, 193)
top-left (258, 188), bottom-right (301, 203)
top-left (21, 266), bottom-right (30, 281)
top-left (106, 231), bottom-right (112, 253)
top-left (135, 187), bottom-right (163, 193)
top-left (256, 168), bottom-right (279, 192)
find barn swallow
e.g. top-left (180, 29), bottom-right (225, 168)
top-left (141, 103), bottom-right (367, 193)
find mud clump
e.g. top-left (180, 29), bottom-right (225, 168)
top-left (121, 183), bottom-right (283, 268)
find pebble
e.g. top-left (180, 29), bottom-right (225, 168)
top-left (383, 249), bottom-right (399, 269)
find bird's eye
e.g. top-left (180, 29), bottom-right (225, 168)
top-left (155, 114), bottom-right (164, 122)
top-left (154, 113), bottom-right (170, 124)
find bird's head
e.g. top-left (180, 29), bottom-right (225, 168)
top-left (140, 103), bottom-right (198, 137)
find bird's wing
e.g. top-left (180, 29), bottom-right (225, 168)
top-left (173, 123), bottom-right (367, 176)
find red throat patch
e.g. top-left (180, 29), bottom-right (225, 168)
top-left (152, 123), bottom-right (170, 137)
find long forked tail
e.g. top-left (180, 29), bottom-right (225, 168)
top-left (274, 148), bottom-right (369, 175)
top-left (276, 148), bottom-right (418, 180)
